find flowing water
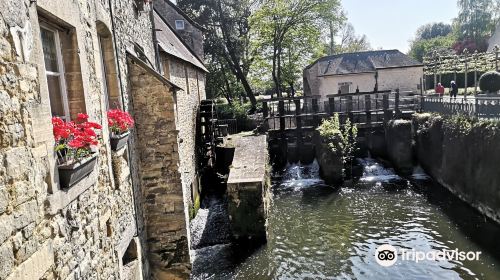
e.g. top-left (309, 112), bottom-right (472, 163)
top-left (192, 158), bottom-right (500, 280)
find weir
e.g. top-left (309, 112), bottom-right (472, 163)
top-left (262, 90), bottom-right (420, 164)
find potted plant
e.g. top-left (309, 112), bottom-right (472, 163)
top-left (107, 109), bottom-right (134, 151)
top-left (52, 114), bottom-right (102, 189)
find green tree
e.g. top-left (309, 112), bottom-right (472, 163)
top-left (178, 0), bottom-right (258, 111)
top-left (415, 22), bottom-right (453, 40)
top-left (457, 0), bottom-right (497, 42)
top-left (409, 34), bottom-right (457, 62)
top-left (334, 23), bottom-right (371, 54)
top-left (251, 0), bottom-right (343, 97)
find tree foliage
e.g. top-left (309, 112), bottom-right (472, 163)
top-left (317, 114), bottom-right (358, 166)
top-left (251, 0), bottom-right (343, 97)
top-left (415, 22), bottom-right (453, 40)
top-left (456, 0), bottom-right (498, 42)
top-left (409, 34), bottom-right (457, 62)
top-left (177, 0), bottom-right (259, 110)
top-left (334, 23), bottom-right (371, 54)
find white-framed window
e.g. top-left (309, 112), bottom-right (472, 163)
top-left (40, 24), bottom-right (70, 120)
top-left (175, 20), bottom-right (185, 30)
top-left (338, 82), bottom-right (351, 94)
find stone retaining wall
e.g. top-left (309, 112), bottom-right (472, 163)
top-left (413, 113), bottom-right (500, 223)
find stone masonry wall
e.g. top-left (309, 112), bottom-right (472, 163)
top-left (0, 0), bottom-right (159, 279)
top-left (166, 55), bottom-right (206, 249)
top-left (128, 59), bottom-right (190, 279)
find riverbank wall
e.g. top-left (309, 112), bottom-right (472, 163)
top-left (412, 113), bottom-right (500, 223)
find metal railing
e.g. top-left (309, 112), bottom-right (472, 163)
top-left (217, 119), bottom-right (238, 135)
top-left (421, 95), bottom-right (500, 119)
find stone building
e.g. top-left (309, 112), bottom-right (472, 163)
top-left (303, 50), bottom-right (423, 101)
top-left (0, 0), bottom-right (206, 279)
top-left (153, 0), bottom-right (204, 60)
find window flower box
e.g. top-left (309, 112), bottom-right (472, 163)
top-left (52, 113), bottom-right (102, 189)
top-left (58, 153), bottom-right (98, 189)
top-left (107, 109), bottom-right (134, 151)
top-left (110, 131), bottom-right (130, 151)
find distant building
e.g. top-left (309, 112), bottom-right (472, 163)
top-left (303, 50), bottom-right (423, 100)
top-left (154, 0), bottom-right (205, 60)
top-left (488, 23), bottom-right (500, 52)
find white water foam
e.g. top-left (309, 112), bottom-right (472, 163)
top-left (411, 165), bottom-right (431, 180)
top-left (357, 157), bottom-right (401, 182)
top-left (280, 160), bottom-right (325, 190)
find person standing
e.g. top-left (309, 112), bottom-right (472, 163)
top-left (435, 83), bottom-right (445, 96)
top-left (450, 81), bottom-right (458, 99)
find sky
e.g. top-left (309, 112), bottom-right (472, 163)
top-left (341, 0), bottom-right (459, 53)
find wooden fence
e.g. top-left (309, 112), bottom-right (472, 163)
top-left (262, 90), bottom-right (421, 131)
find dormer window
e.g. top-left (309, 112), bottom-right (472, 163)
top-left (175, 20), bottom-right (185, 30)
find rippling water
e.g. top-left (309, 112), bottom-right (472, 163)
top-left (192, 159), bottom-right (500, 280)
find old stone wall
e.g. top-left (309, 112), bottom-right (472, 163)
top-left (385, 119), bottom-right (413, 175)
top-left (0, 0), bottom-right (143, 279)
top-left (153, 0), bottom-right (204, 60)
top-left (128, 59), bottom-right (190, 279)
top-left (413, 113), bottom-right (500, 224)
top-left (0, 0), bottom-right (200, 279)
top-left (165, 54), bottom-right (206, 249)
top-left (226, 134), bottom-right (270, 243)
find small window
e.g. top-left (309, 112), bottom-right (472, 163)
top-left (338, 82), bottom-right (351, 94)
top-left (175, 20), bottom-right (185, 30)
top-left (40, 25), bottom-right (69, 120)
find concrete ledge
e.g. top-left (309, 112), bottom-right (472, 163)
top-left (116, 223), bottom-right (137, 258)
top-left (226, 134), bottom-right (269, 241)
top-left (6, 241), bottom-right (54, 280)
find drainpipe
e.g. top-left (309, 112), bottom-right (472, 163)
top-left (149, 0), bottom-right (161, 71)
top-left (108, 0), bottom-right (141, 239)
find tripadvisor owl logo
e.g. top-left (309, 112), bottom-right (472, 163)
top-left (375, 244), bottom-right (398, 267)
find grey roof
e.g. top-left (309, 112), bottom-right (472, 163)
top-left (308, 50), bottom-right (423, 76)
top-left (154, 11), bottom-right (208, 72)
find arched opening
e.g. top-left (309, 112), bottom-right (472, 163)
top-left (96, 21), bottom-right (121, 110)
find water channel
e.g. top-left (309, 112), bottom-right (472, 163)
top-left (191, 158), bottom-right (500, 279)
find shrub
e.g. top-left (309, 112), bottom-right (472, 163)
top-left (479, 71), bottom-right (500, 93)
top-left (216, 102), bottom-right (262, 132)
top-left (317, 114), bottom-right (358, 165)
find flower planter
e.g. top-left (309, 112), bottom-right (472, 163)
top-left (58, 154), bottom-right (98, 189)
top-left (110, 131), bottom-right (130, 151)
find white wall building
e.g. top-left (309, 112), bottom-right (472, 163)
top-left (303, 50), bottom-right (423, 101)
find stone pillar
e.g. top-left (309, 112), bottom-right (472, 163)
top-left (128, 58), bottom-right (190, 279)
top-left (385, 120), bottom-right (413, 175)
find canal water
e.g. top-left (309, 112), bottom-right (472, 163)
top-left (191, 158), bottom-right (500, 280)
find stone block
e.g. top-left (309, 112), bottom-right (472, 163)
top-left (385, 119), bottom-right (413, 175)
top-left (0, 241), bottom-right (14, 279)
top-left (0, 186), bottom-right (8, 214)
top-left (0, 215), bottom-right (13, 244)
top-left (13, 200), bottom-right (38, 230)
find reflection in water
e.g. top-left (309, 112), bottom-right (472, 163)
top-left (192, 158), bottom-right (500, 280)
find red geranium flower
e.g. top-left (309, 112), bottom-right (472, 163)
top-left (107, 109), bottom-right (134, 134)
top-left (51, 113), bottom-right (102, 164)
